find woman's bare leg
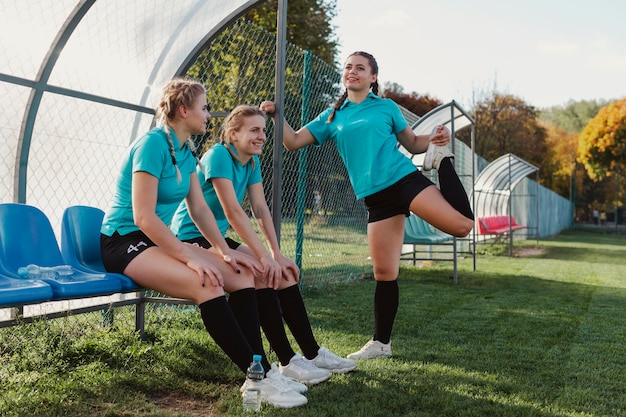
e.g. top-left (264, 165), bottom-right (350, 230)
top-left (366, 214), bottom-right (405, 345)
top-left (409, 185), bottom-right (474, 237)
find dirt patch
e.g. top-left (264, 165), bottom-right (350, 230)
top-left (513, 247), bottom-right (545, 257)
top-left (149, 391), bottom-right (219, 416)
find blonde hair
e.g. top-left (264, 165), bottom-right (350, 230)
top-left (220, 105), bottom-right (267, 169)
top-left (156, 77), bottom-right (205, 181)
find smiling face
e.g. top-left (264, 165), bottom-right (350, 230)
top-left (229, 114), bottom-right (267, 160)
top-left (342, 54), bottom-right (377, 93)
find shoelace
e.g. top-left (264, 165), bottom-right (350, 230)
top-left (266, 372), bottom-right (294, 392)
top-left (293, 357), bottom-right (320, 371)
top-left (318, 348), bottom-right (341, 364)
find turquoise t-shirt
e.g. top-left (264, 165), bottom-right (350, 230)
top-left (171, 142), bottom-right (262, 239)
top-left (101, 126), bottom-right (197, 236)
top-left (305, 92), bottom-right (416, 199)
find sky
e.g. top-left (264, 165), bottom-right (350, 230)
top-left (332, 0), bottom-right (626, 109)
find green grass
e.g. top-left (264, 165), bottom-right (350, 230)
top-left (1, 230), bottom-right (625, 416)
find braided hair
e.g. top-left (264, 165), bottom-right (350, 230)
top-left (156, 77), bottom-right (205, 182)
top-left (327, 51), bottom-right (379, 123)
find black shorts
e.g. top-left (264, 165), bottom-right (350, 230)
top-left (182, 236), bottom-right (241, 250)
top-left (364, 171), bottom-right (434, 223)
top-left (100, 230), bottom-right (157, 273)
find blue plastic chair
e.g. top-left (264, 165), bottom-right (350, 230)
top-left (61, 205), bottom-right (141, 292)
top-left (0, 203), bottom-right (121, 300)
top-left (404, 214), bottom-right (453, 244)
top-left (0, 273), bottom-right (53, 308)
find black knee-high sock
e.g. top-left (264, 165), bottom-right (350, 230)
top-left (374, 280), bottom-right (399, 344)
top-left (228, 288), bottom-right (270, 372)
top-left (256, 288), bottom-right (297, 366)
top-left (438, 157), bottom-right (474, 220)
top-left (277, 285), bottom-right (320, 360)
top-left (198, 296), bottom-right (254, 374)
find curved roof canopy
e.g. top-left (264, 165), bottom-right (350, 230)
top-left (410, 100), bottom-right (475, 136)
top-left (473, 153), bottom-right (539, 216)
top-left (0, 0), bottom-right (262, 205)
top-left (400, 100), bottom-right (475, 164)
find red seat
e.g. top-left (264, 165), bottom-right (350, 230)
top-left (478, 215), bottom-right (526, 235)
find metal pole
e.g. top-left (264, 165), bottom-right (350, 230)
top-left (272, 0), bottom-right (288, 244)
top-left (295, 51), bottom-right (312, 272)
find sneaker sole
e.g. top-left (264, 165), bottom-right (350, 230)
top-left (347, 353), bottom-right (392, 360)
top-left (325, 364), bottom-right (357, 373)
top-left (280, 371), bottom-right (331, 385)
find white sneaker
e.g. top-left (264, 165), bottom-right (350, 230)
top-left (279, 353), bottom-right (331, 385)
top-left (347, 339), bottom-right (392, 359)
top-left (309, 346), bottom-right (357, 373)
top-left (423, 141), bottom-right (454, 171)
top-left (268, 363), bottom-right (308, 393)
top-left (240, 374), bottom-right (308, 409)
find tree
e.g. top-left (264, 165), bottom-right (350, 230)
top-left (577, 98), bottom-right (626, 181)
top-left (382, 90), bottom-right (442, 118)
top-left (540, 122), bottom-right (578, 198)
top-left (540, 99), bottom-right (606, 134)
top-left (460, 93), bottom-right (546, 168)
top-left (382, 81), bottom-right (404, 95)
top-left (245, 0), bottom-right (338, 65)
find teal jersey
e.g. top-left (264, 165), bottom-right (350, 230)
top-left (101, 126), bottom-right (197, 236)
top-left (305, 93), bottom-right (416, 199)
top-left (171, 143), bottom-right (262, 239)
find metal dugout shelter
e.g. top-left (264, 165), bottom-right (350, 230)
top-left (473, 153), bottom-right (539, 254)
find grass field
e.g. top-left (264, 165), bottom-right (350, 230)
top-left (1, 229), bottom-right (625, 416)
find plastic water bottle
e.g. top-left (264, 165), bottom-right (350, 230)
top-left (17, 264), bottom-right (58, 279)
top-left (53, 265), bottom-right (74, 278)
top-left (242, 354), bottom-right (264, 412)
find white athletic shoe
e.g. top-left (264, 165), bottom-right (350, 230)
top-left (423, 141), bottom-right (454, 171)
top-left (347, 339), bottom-right (392, 360)
top-left (279, 353), bottom-right (332, 385)
top-left (309, 346), bottom-right (357, 373)
top-left (268, 363), bottom-right (308, 393)
top-left (240, 372), bottom-right (308, 409)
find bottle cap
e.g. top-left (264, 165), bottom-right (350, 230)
top-left (252, 354), bottom-right (262, 362)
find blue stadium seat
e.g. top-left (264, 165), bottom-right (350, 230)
top-left (0, 273), bottom-right (53, 308)
top-left (61, 205), bottom-right (141, 292)
top-left (0, 203), bottom-right (121, 300)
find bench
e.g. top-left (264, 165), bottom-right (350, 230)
top-left (477, 215), bottom-right (527, 242)
top-left (401, 214), bottom-right (458, 280)
top-left (0, 204), bottom-right (191, 336)
top-left (403, 214), bottom-right (453, 245)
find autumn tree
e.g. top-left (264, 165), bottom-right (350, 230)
top-left (539, 100), bottom-right (608, 217)
top-left (459, 93), bottom-right (547, 168)
top-left (245, 0), bottom-right (338, 65)
top-left (540, 122), bottom-right (578, 198)
top-left (382, 90), bottom-right (442, 118)
top-left (577, 98), bottom-right (626, 180)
